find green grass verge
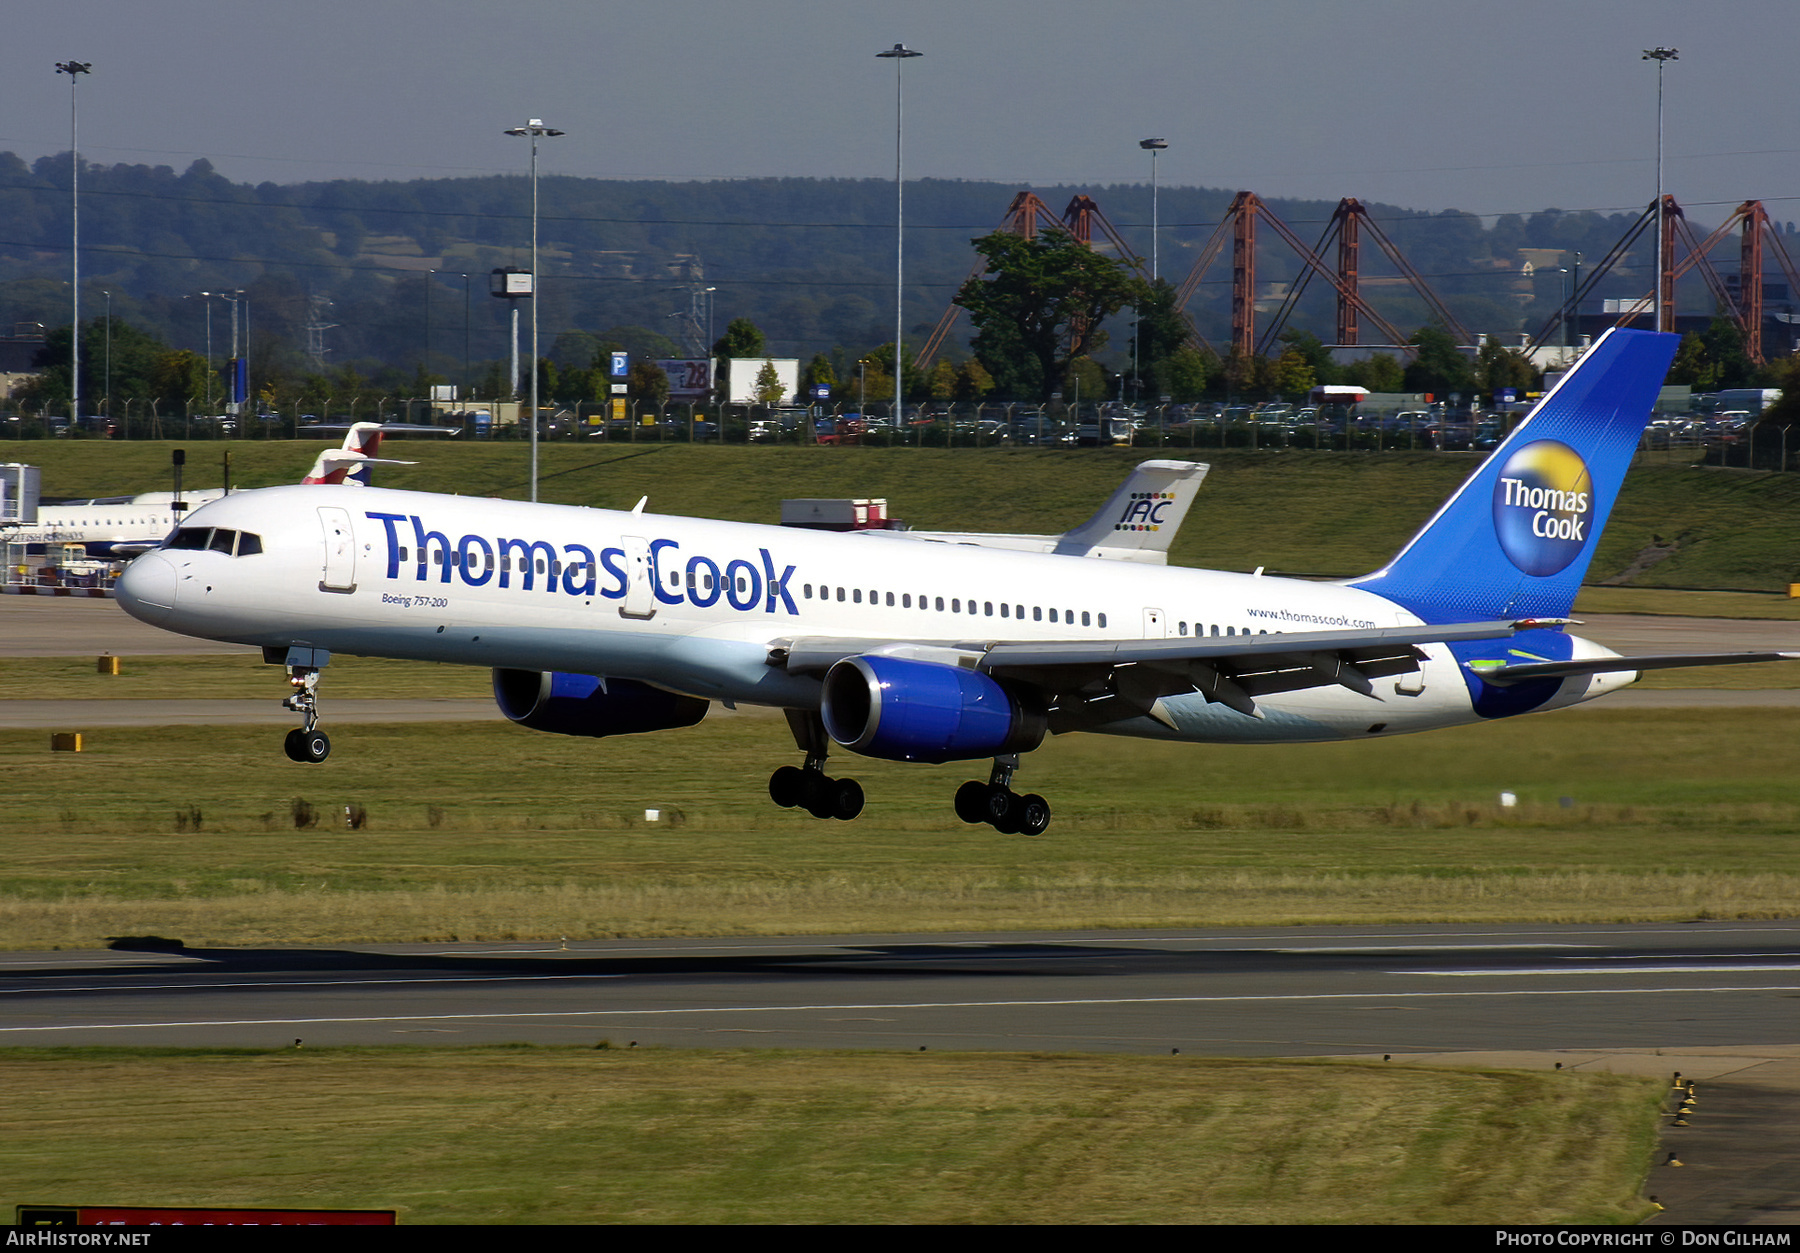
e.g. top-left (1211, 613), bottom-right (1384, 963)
top-left (0, 1047), bottom-right (1663, 1224)
top-left (0, 653), bottom-right (493, 702)
top-left (15, 440), bottom-right (1800, 593)
top-left (3, 707), bottom-right (1797, 947)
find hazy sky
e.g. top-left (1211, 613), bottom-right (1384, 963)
top-left (8, 0), bottom-right (1798, 225)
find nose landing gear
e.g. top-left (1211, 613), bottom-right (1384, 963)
top-left (274, 649), bottom-right (331, 764)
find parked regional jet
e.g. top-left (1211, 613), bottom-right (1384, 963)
top-left (114, 329), bottom-right (1795, 833)
top-left (6, 489), bottom-right (227, 559)
top-left (2, 426), bottom-right (414, 559)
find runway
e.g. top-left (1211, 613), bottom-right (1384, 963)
top-left (4, 598), bottom-right (1798, 728)
top-left (4, 922), bottom-right (1797, 1056)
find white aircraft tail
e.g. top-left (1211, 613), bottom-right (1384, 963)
top-left (301, 424), bottom-right (418, 487)
top-left (1051, 458), bottom-right (1209, 562)
top-left (878, 459), bottom-right (1208, 564)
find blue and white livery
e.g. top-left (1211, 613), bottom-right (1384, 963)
top-left (114, 329), bottom-right (1795, 833)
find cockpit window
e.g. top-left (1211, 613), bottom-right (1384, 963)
top-left (165, 527), bottom-right (262, 556)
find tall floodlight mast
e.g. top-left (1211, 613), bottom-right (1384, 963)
top-left (55, 60), bottom-right (91, 426)
top-left (876, 44), bottom-right (922, 428)
top-left (1139, 138), bottom-right (1168, 282)
top-left (504, 118), bottom-right (564, 503)
top-left (1642, 47), bottom-right (1678, 334)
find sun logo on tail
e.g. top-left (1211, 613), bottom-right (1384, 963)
top-left (1491, 440), bottom-right (1594, 577)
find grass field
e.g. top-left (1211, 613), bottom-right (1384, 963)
top-left (2, 698), bottom-right (1797, 948)
top-left (0, 1047), bottom-right (1664, 1224)
top-left (14, 438), bottom-right (1800, 592)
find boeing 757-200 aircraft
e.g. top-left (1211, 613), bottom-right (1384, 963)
top-left (114, 329), bottom-right (1794, 833)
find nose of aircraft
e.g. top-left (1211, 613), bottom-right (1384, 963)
top-left (116, 551), bottom-right (177, 625)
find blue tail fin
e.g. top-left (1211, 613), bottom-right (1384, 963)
top-left (1350, 327), bottom-right (1678, 622)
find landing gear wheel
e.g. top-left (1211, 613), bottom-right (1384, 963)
top-left (769, 765), bottom-right (804, 808)
top-left (283, 728), bottom-right (306, 762)
top-left (990, 790), bottom-right (1025, 835)
top-left (954, 781), bottom-right (989, 825)
top-left (800, 772), bottom-right (835, 819)
top-left (829, 777), bottom-right (865, 821)
top-left (298, 729), bottom-right (331, 764)
top-left (983, 785), bottom-right (1016, 828)
top-left (1017, 793), bottom-right (1051, 836)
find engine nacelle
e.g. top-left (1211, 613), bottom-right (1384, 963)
top-left (820, 655), bottom-right (1045, 763)
top-left (492, 669), bottom-right (707, 739)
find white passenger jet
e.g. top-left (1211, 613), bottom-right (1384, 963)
top-left (114, 328), bottom-right (1795, 833)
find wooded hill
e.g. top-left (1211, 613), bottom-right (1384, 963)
top-left (1, 150), bottom-right (1772, 382)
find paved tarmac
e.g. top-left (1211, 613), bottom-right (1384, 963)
top-left (6, 599), bottom-right (1799, 728)
top-left (2, 922), bottom-right (1796, 1224)
top-left (6, 595), bottom-right (1798, 659)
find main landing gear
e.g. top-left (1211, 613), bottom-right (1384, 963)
top-left (769, 711), bottom-right (864, 820)
top-left (281, 662), bottom-right (330, 764)
top-left (954, 754), bottom-right (1051, 836)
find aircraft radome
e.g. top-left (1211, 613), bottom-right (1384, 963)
top-left (115, 329), bottom-right (1796, 834)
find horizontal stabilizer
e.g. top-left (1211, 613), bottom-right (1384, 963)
top-left (1470, 651), bottom-right (1800, 686)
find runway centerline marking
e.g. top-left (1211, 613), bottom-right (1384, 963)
top-left (5, 982), bottom-right (1797, 1034)
top-left (1396, 964), bottom-right (1800, 976)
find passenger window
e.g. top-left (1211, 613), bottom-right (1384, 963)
top-left (1081, 611), bottom-right (1091, 627)
top-left (1098, 612), bottom-right (1107, 628)
top-left (1033, 607), bottom-right (1042, 622)
top-left (886, 592), bottom-right (895, 607)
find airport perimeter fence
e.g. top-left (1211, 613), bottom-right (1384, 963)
top-left (4, 399), bottom-right (1789, 469)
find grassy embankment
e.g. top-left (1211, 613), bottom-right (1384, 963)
top-left (17, 437), bottom-right (1800, 597)
top-left (0, 1047), bottom-right (1664, 1224)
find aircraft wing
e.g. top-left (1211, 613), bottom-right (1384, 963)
top-left (1469, 651), bottom-right (1800, 686)
top-left (774, 619), bottom-right (1533, 724)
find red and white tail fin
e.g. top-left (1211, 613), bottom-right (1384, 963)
top-left (301, 423), bottom-right (417, 486)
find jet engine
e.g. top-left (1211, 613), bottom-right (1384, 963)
top-left (820, 655), bottom-right (1045, 763)
top-left (492, 669), bottom-right (707, 738)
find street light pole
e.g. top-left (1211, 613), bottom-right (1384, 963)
top-left (877, 44), bottom-right (921, 429)
top-left (505, 119), bottom-right (564, 502)
top-left (1643, 47), bottom-right (1678, 335)
top-left (55, 60), bottom-right (90, 426)
top-left (1139, 138), bottom-right (1168, 282)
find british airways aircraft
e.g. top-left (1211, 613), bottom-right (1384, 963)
top-left (113, 329), bottom-right (1794, 834)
